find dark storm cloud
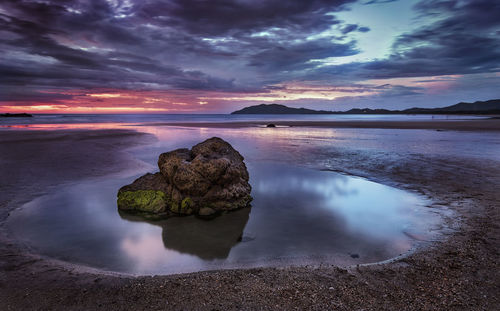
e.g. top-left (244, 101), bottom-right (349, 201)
top-left (0, 0), bottom-right (364, 103)
top-left (0, 87), bottom-right (76, 103)
top-left (0, 4), bottom-right (234, 93)
top-left (248, 38), bottom-right (358, 71)
top-left (363, 0), bottom-right (399, 4)
top-left (371, 84), bottom-right (422, 97)
top-left (341, 24), bottom-right (359, 34)
top-left (134, 0), bottom-right (354, 36)
top-left (2, 0), bottom-right (496, 108)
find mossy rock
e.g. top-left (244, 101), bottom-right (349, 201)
top-left (181, 197), bottom-right (193, 212)
top-left (169, 197), bottom-right (194, 215)
top-left (117, 138), bottom-right (252, 219)
top-left (117, 190), bottom-right (167, 213)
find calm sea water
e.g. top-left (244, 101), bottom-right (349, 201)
top-left (0, 113), bottom-right (487, 127)
top-left (5, 125), bottom-right (448, 275)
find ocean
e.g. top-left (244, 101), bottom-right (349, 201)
top-left (0, 113), bottom-right (487, 127)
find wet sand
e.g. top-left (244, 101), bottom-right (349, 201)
top-left (147, 118), bottom-right (500, 131)
top-left (0, 123), bottom-right (499, 310)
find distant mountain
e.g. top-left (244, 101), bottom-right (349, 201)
top-left (405, 99), bottom-right (500, 113)
top-left (231, 104), bottom-right (334, 114)
top-left (231, 99), bottom-right (500, 115)
top-left (0, 113), bottom-right (33, 117)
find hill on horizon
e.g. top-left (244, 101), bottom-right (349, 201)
top-left (231, 99), bottom-right (500, 115)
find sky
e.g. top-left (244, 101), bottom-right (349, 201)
top-left (0, 0), bottom-right (499, 113)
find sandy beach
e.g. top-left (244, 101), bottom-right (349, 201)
top-left (0, 120), bottom-right (499, 310)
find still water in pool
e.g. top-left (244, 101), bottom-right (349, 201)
top-left (7, 158), bottom-right (441, 275)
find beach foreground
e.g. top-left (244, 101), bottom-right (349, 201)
top-left (0, 121), bottom-right (499, 310)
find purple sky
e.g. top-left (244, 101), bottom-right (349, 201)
top-left (0, 0), bottom-right (499, 113)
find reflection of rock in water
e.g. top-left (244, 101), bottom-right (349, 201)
top-left (119, 207), bottom-right (251, 260)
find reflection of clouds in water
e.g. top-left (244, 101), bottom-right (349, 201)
top-left (6, 129), bottom-right (443, 274)
top-left (120, 232), bottom-right (201, 273)
top-left (121, 233), bottom-right (169, 271)
top-left (250, 163), bottom-right (424, 240)
top-left (254, 168), bottom-right (355, 197)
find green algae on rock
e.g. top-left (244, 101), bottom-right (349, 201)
top-left (117, 137), bottom-right (252, 219)
top-left (117, 190), bottom-right (167, 213)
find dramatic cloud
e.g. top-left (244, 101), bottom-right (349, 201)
top-left (362, 0), bottom-right (500, 78)
top-left (0, 0), bottom-right (498, 112)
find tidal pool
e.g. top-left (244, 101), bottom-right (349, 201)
top-left (6, 160), bottom-right (442, 275)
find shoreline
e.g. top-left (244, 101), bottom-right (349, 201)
top-left (0, 125), bottom-right (499, 310)
top-left (143, 118), bottom-right (500, 131)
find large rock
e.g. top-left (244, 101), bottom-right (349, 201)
top-left (117, 137), bottom-right (252, 218)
